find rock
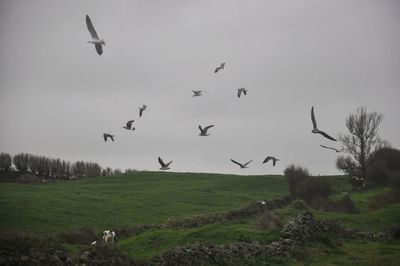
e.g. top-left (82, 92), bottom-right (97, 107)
top-left (80, 251), bottom-right (90, 262)
top-left (48, 254), bottom-right (63, 266)
top-left (66, 257), bottom-right (73, 265)
top-left (55, 250), bottom-right (68, 261)
top-left (20, 255), bottom-right (30, 262)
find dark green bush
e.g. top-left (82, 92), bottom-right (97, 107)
top-left (283, 164), bottom-right (333, 203)
top-left (370, 147), bottom-right (400, 172)
top-left (390, 170), bottom-right (400, 194)
top-left (284, 164), bottom-right (310, 198)
top-left (296, 176), bottom-right (333, 203)
top-left (366, 147), bottom-right (400, 187)
top-left (0, 230), bottom-right (62, 257)
top-left (333, 194), bottom-right (360, 214)
top-left (366, 160), bottom-right (390, 186)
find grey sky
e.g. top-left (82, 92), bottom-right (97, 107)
top-left (1, 0), bottom-right (399, 175)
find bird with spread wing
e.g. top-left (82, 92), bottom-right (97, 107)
top-left (311, 106), bottom-right (337, 141)
top-left (86, 15), bottom-right (105, 55)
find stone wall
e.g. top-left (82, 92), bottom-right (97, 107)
top-left (153, 211), bottom-right (391, 266)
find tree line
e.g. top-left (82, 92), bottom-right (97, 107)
top-left (0, 152), bottom-right (121, 179)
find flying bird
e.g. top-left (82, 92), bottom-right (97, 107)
top-left (123, 120), bottom-right (135, 130)
top-left (311, 106), bottom-right (337, 141)
top-left (86, 15), bottom-right (105, 55)
top-left (263, 156), bottom-right (279, 166)
top-left (237, 87), bottom-right (248, 98)
top-left (158, 157), bottom-right (172, 170)
top-left (320, 145), bottom-right (342, 153)
top-left (139, 105), bottom-right (147, 117)
top-left (230, 159), bottom-right (253, 169)
top-left (192, 90), bottom-right (207, 97)
top-left (198, 125), bottom-right (214, 136)
top-left (214, 63), bottom-right (225, 73)
top-left (103, 133), bottom-right (115, 142)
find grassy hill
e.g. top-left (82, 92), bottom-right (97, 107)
top-left (1, 171), bottom-right (399, 265)
top-left (0, 171), bottom-right (287, 232)
top-left (117, 187), bottom-right (400, 261)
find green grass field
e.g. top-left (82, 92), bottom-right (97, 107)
top-left (1, 171), bottom-right (399, 265)
top-left (0, 171), bottom-right (287, 232)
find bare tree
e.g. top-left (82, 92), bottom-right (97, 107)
top-left (336, 107), bottom-right (389, 179)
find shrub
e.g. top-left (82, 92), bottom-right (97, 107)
top-left (333, 194), bottom-right (360, 214)
top-left (370, 147), bottom-right (400, 172)
top-left (296, 176), bottom-right (333, 203)
top-left (284, 164), bottom-right (310, 198)
top-left (292, 200), bottom-right (309, 210)
top-left (0, 152), bottom-right (12, 172)
top-left (366, 160), bottom-right (390, 186)
top-left (310, 195), bottom-right (359, 213)
top-left (58, 227), bottom-right (97, 245)
top-left (366, 147), bottom-right (400, 187)
top-left (0, 230), bottom-right (62, 259)
top-left (283, 164), bottom-right (333, 203)
top-left (390, 170), bottom-right (400, 194)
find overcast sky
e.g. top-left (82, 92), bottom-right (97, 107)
top-left (0, 0), bottom-right (399, 175)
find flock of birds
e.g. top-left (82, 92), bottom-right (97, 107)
top-left (86, 15), bottom-right (342, 172)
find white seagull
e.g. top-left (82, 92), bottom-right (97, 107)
top-left (192, 90), bottom-right (207, 97)
top-left (214, 63), bottom-right (225, 73)
top-left (139, 105), bottom-right (147, 117)
top-left (311, 106), bottom-right (337, 141)
top-left (230, 159), bottom-right (253, 169)
top-left (103, 133), bottom-right (115, 142)
top-left (263, 156), bottom-right (279, 166)
top-left (198, 125), bottom-right (214, 136)
top-left (237, 87), bottom-right (248, 98)
top-left (86, 15), bottom-right (105, 55)
top-left (123, 120), bottom-right (135, 130)
top-left (158, 157), bottom-right (172, 170)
